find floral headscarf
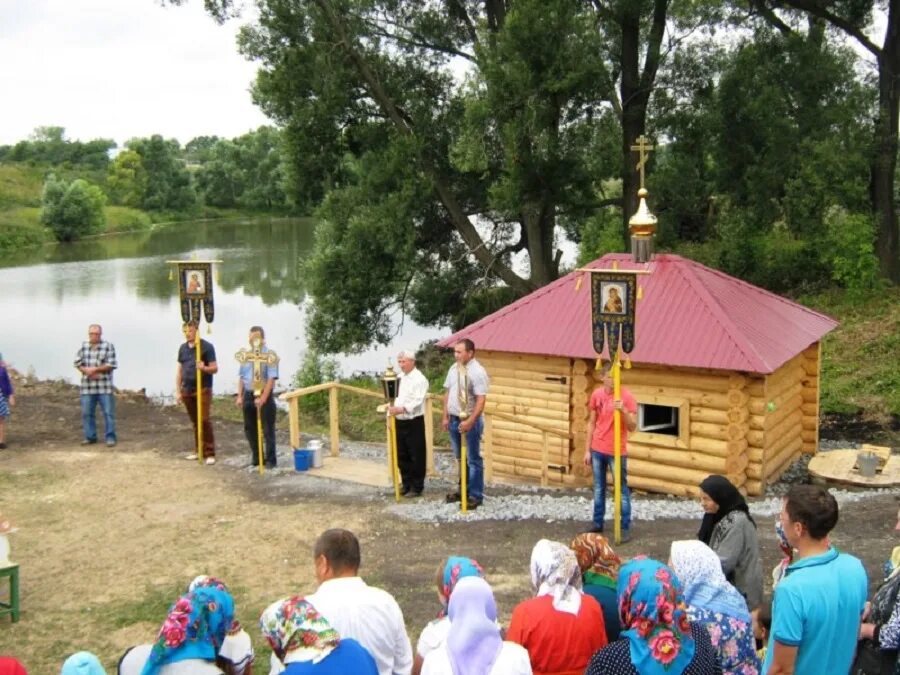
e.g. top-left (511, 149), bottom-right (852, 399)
top-left (141, 585), bottom-right (234, 675)
top-left (772, 520), bottom-right (795, 587)
top-left (439, 556), bottom-right (484, 617)
top-left (618, 557), bottom-right (696, 675)
top-left (446, 577), bottom-right (503, 675)
top-left (669, 540), bottom-right (751, 621)
top-left (530, 539), bottom-right (583, 615)
top-left (570, 532), bottom-right (621, 590)
top-left (259, 596), bottom-right (339, 665)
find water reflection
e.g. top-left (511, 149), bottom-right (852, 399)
top-left (0, 218), bottom-right (438, 395)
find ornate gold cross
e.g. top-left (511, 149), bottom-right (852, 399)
top-left (235, 337), bottom-right (279, 395)
top-left (630, 134), bottom-right (654, 190)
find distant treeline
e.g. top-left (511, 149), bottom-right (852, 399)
top-left (0, 126), bottom-right (294, 242)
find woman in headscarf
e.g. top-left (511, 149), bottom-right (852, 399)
top-left (853, 505), bottom-right (900, 675)
top-left (669, 540), bottom-right (759, 675)
top-left (259, 596), bottom-right (377, 674)
top-left (697, 474), bottom-right (763, 610)
top-left (118, 575), bottom-right (253, 675)
top-left (507, 539), bottom-right (606, 675)
top-left (770, 520), bottom-right (794, 588)
top-left (61, 652), bottom-right (106, 675)
top-left (117, 584), bottom-right (236, 675)
top-left (571, 532), bottom-right (623, 642)
top-left (585, 557), bottom-right (722, 675)
top-left (413, 556), bottom-right (485, 675)
top-left (421, 577), bottom-right (531, 674)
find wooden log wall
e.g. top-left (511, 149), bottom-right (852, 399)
top-left (569, 360), bottom-right (760, 495)
top-left (800, 343), bottom-right (821, 455)
top-left (478, 351), bottom-right (572, 486)
top-left (759, 352), bottom-right (809, 487)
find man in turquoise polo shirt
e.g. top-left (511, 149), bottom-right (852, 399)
top-left (763, 484), bottom-right (867, 675)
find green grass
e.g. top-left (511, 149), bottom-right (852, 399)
top-left (104, 206), bottom-right (152, 233)
top-left (797, 286), bottom-right (900, 425)
top-left (0, 163), bottom-right (45, 208)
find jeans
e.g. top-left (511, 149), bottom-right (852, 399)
top-left (449, 415), bottom-right (484, 500)
top-left (591, 451), bottom-right (631, 531)
top-left (81, 393), bottom-right (116, 443)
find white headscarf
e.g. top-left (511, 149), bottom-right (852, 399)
top-left (530, 539), bottom-right (583, 615)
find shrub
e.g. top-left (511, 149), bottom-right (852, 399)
top-left (40, 174), bottom-right (106, 241)
top-left (820, 206), bottom-right (882, 294)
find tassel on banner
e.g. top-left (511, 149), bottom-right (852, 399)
top-left (637, 285), bottom-right (643, 300)
top-left (575, 274), bottom-right (583, 292)
top-left (168, 267), bottom-right (174, 281)
top-left (595, 357), bottom-right (602, 371)
top-left (216, 268), bottom-right (220, 284)
top-left (624, 356), bottom-right (632, 370)
top-left (207, 323), bottom-right (212, 335)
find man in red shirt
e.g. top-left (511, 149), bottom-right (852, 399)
top-left (583, 363), bottom-right (637, 540)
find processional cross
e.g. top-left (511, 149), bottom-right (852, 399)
top-left (235, 337), bottom-right (280, 474)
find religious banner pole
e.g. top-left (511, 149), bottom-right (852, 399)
top-left (457, 363), bottom-right (470, 515)
top-left (574, 133), bottom-right (658, 543)
top-left (380, 365), bottom-right (402, 502)
top-left (168, 257), bottom-right (222, 465)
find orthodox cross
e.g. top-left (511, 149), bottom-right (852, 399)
top-left (235, 337), bottom-right (279, 395)
top-left (630, 134), bottom-right (654, 190)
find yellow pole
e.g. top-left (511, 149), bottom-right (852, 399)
top-left (612, 351), bottom-right (622, 544)
top-left (389, 415), bottom-right (401, 502)
top-left (195, 331), bottom-right (203, 464)
top-left (257, 403), bottom-right (264, 475)
top-left (460, 429), bottom-right (468, 514)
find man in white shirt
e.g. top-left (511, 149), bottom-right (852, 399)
top-left (306, 528), bottom-right (413, 675)
top-left (388, 349), bottom-right (430, 497)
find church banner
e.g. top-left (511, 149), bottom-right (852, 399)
top-left (590, 271), bottom-right (637, 355)
top-left (176, 262), bottom-right (214, 324)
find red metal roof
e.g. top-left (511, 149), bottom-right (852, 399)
top-left (439, 253), bottom-right (837, 374)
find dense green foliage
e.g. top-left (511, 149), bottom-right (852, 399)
top-left (168, 0), bottom-right (895, 354)
top-left (0, 126), bottom-right (114, 170)
top-left (40, 174), bottom-right (107, 241)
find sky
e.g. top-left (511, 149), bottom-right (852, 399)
top-left (0, 0), bottom-right (270, 148)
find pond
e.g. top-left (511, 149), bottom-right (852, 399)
top-left (0, 218), bottom-right (439, 396)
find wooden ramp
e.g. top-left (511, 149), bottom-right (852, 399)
top-left (304, 456), bottom-right (391, 488)
top-left (808, 445), bottom-right (899, 488)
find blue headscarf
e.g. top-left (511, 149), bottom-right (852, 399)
top-left (61, 651), bottom-right (106, 675)
top-left (618, 557), bottom-right (696, 675)
top-left (141, 585), bottom-right (234, 675)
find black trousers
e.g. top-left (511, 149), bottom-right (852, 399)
top-left (395, 415), bottom-right (426, 492)
top-left (243, 393), bottom-right (277, 466)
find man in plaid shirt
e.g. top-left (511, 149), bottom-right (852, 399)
top-left (73, 324), bottom-right (117, 447)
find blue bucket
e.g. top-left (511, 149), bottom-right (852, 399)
top-left (293, 449), bottom-right (312, 472)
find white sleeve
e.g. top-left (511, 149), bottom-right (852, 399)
top-left (392, 601), bottom-right (414, 675)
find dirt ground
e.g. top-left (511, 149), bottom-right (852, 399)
top-left (0, 378), bottom-right (897, 673)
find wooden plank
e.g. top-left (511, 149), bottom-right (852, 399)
top-left (483, 414), bottom-right (494, 482)
top-left (329, 386), bottom-right (341, 456)
top-left (628, 457), bottom-right (712, 485)
top-left (488, 389), bottom-right (571, 406)
top-left (628, 445), bottom-right (728, 473)
top-left (627, 386), bottom-right (731, 410)
top-left (280, 381), bottom-right (337, 400)
top-left (289, 397), bottom-right (300, 450)
top-left (621, 368), bottom-right (730, 392)
top-left (808, 447), bottom-right (899, 487)
top-left (424, 397), bottom-right (435, 476)
top-left (335, 382), bottom-right (383, 399)
top-left (764, 436), bottom-right (804, 484)
top-left (305, 456), bottom-right (392, 487)
top-left (691, 407), bottom-right (729, 424)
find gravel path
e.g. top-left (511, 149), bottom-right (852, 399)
top-left (317, 435), bottom-right (896, 524)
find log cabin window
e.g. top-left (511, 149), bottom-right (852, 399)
top-left (638, 403), bottom-right (679, 436)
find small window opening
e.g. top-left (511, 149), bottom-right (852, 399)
top-left (638, 403), bottom-right (679, 436)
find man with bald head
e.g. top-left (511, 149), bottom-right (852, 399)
top-left (387, 349), bottom-right (429, 497)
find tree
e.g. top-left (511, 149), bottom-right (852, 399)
top-left (107, 150), bottom-right (148, 207)
top-left (40, 174), bottom-right (107, 241)
top-left (750, 0), bottom-right (900, 283)
top-left (125, 135), bottom-right (195, 211)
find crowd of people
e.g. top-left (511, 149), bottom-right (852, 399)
top-left (2, 487), bottom-right (897, 675)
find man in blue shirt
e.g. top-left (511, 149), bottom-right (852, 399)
top-left (236, 325), bottom-right (279, 468)
top-left (763, 484), bottom-right (867, 675)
